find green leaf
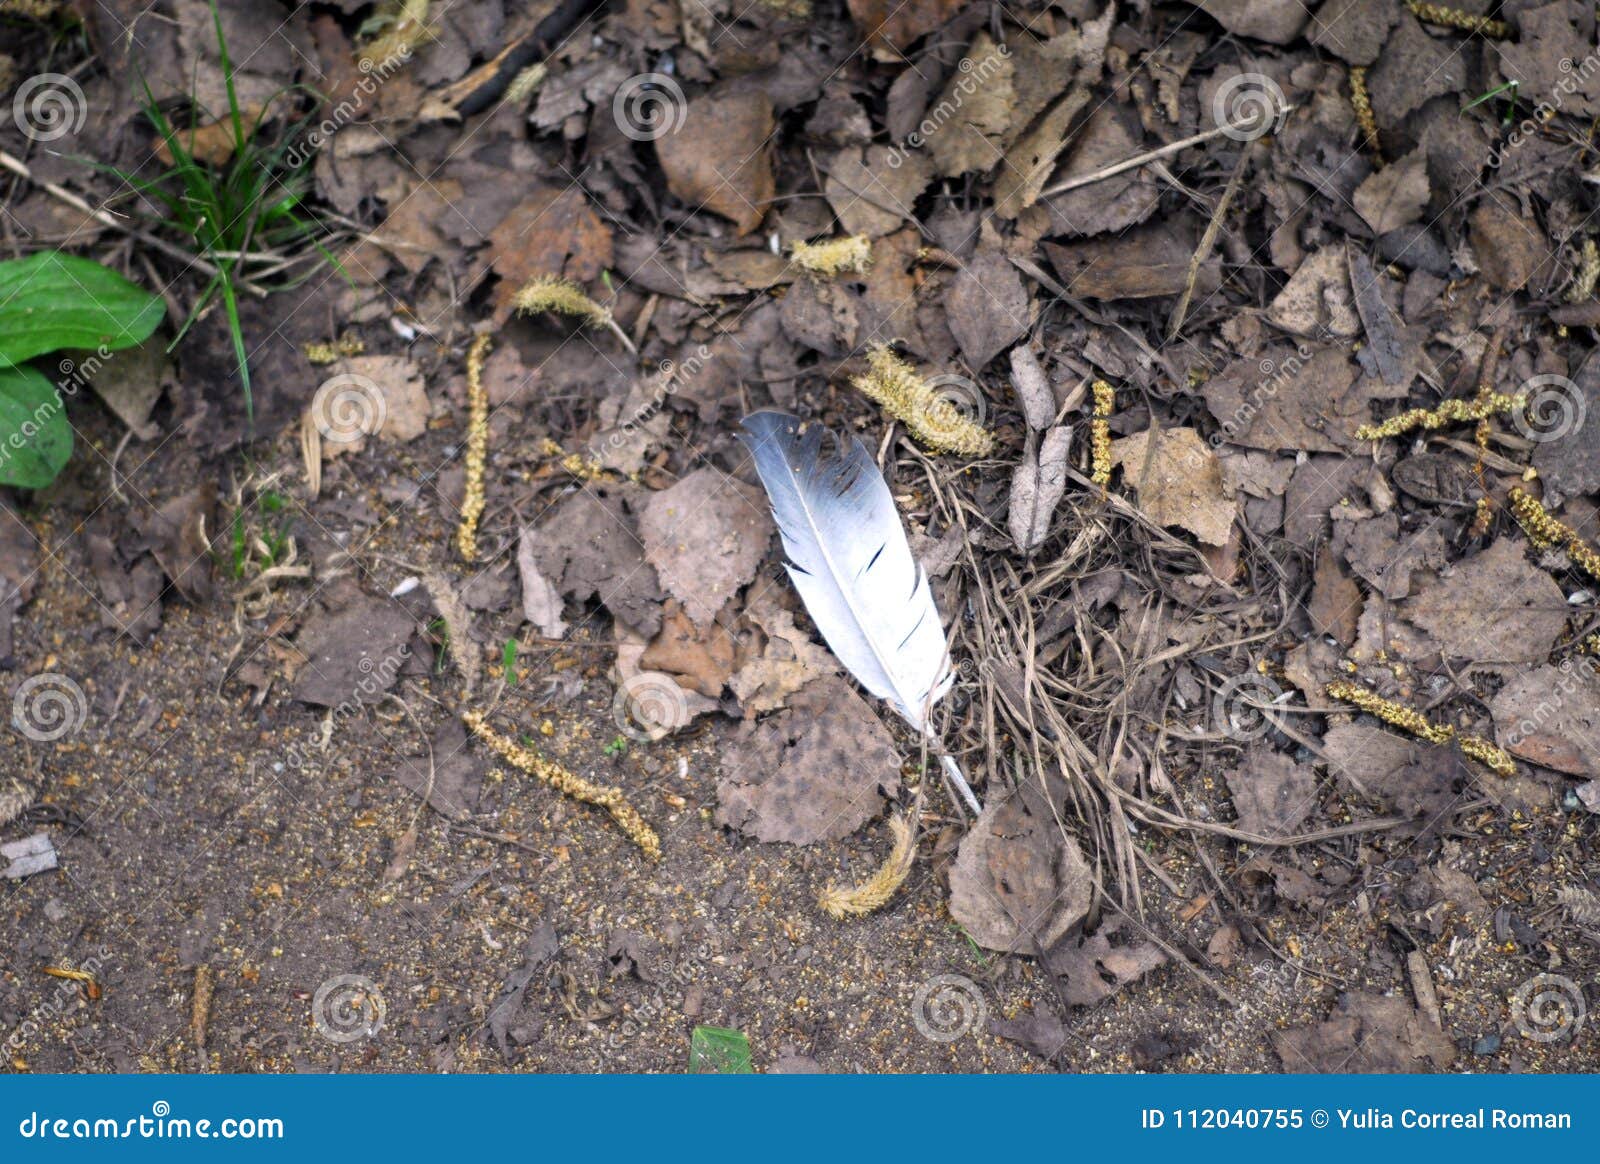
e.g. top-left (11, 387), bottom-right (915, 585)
top-left (688, 1026), bottom-right (754, 1074)
top-left (0, 252), bottom-right (165, 369)
top-left (0, 364), bottom-right (72, 489)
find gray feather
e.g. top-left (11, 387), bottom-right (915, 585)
top-left (739, 411), bottom-right (953, 732)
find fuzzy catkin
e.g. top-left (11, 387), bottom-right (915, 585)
top-left (455, 333), bottom-right (492, 562)
top-left (463, 711), bottom-right (661, 859)
top-left (818, 810), bottom-right (916, 919)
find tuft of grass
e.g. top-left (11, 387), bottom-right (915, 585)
top-left (107, 2), bottom-right (345, 427)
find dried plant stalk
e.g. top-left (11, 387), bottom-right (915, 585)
top-left (463, 711), bottom-right (661, 859)
top-left (455, 333), bottom-right (492, 562)
top-left (818, 807), bottom-right (916, 919)
top-left (1325, 679), bottom-right (1516, 777)
top-left (851, 346), bottom-right (995, 456)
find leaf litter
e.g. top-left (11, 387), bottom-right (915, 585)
top-left (4, 0), bottom-right (1600, 1074)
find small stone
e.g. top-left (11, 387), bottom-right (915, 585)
top-left (1473, 1034), bottom-right (1501, 1056)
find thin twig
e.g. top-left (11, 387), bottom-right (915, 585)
top-left (1037, 106), bottom-right (1296, 200)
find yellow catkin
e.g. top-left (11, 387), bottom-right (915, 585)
top-left (1405, 1), bottom-right (1510, 38)
top-left (303, 333), bottom-right (365, 365)
top-left (1090, 379), bottom-right (1115, 487)
top-left (360, 0), bottom-right (430, 70)
top-left (504, 62), bottom-right (547, 106)
top-left (850, 346), bottom-right (996, 457)
top-left (1569, 240), bottom-right (1600, 303)
top-left (790, 235), bottom-right (872, 277)
top-left (456, 333), bottom-right (492, 563)
top-left (1508, 486), bottom-right (1600, 579)
top-left (1355, 392), bottom-right (1524, 440)
top-left (463, 711), bottom-right (661, 860)
top-left (1325, 680), bottom-right (1516, 777)
top-left (1350, 67), bottom-right (1381, 162)
top-left (512, 275), bottom-right (613, 328)
top-left (818, 810), bottom-right (916, 919)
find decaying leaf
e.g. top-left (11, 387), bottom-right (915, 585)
top-left (1272, 993), bottom-right (1456, 1072)
top-left (639, 468), bottom-right (772, 626)
top-left (948, 782), bottom-right (1092, 952)
top-left (1403, 539), bottom-right (1568, 665)
top-left (1111, 427), bottom-right (1237, 546)
top-left (657, 88), bottom-right (777, 236)
top-left (715, 676), bottom-right (901, 844)
top-left (1008, 426), bottom-right (1071, 554)
top-left (1352, 148), bottom-right (1429, 236)
top-left (517, 527), bottom-right (568, 640)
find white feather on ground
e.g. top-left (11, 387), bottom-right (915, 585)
top-left (739, 411), bottom-right (979, 813)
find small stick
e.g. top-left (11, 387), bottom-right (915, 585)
top-left (1037, 106), bottom-right (1295, 200)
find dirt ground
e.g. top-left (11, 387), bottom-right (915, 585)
top-left (3, 0), bottom-right (1600, 1073)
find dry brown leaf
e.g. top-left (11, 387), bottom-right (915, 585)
top-left (715, 676), bottom-right (901, 844)
top-left (1352, 148), bottom-right (1429, 236)
top-left (656, 88), bottom-right (776, 236)
top-left (1111, 427), bottom-right (1237, 546)
top-left (638, 468), bottom-right (772, 626)
top-left (1403, 539), bottom-right (1568, 665)
top-left (948, 782), bottom-right (1092, 952)
top-left (485, 186), bottom-right (614, 316)
top-left (517, 527), bottom-right (568, 640)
